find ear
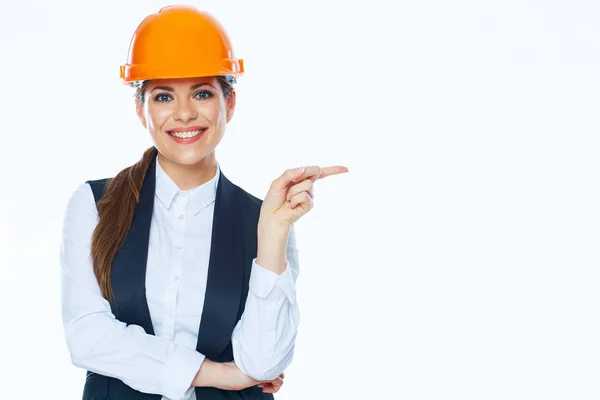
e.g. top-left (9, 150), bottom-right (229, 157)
top-left (135, 99), bottom-right (147, 129)
top-left (225, 91), bottom-right (237, 123)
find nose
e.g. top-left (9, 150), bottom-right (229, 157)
top-left (173, 97), bottom-right (197, 123)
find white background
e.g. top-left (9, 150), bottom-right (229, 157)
top-left (1, 0), bottom-right (599, 399)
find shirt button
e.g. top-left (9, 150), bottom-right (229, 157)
top-left (178, 214), bottom-right (184, 220)
top-left (174, 276), bottom-right (180, 282)
top-left (174, 243), bottom-right (182, 249)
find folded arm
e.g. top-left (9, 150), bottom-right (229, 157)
top-left (60, 183), bottom-right (205, 400)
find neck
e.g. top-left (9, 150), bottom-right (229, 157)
top-left (157, 151), bottom-right (218, 191)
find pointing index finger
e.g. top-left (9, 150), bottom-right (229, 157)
top-left (318, 165), bottom-right (349, 179)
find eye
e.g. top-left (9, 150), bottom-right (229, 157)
top-left (194, 90), bottom-right (214, 100)
top-left (154, 93), bottom-right (172, 102)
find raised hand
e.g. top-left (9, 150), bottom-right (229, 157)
top-left (260, 165), bottom-right (349, 228)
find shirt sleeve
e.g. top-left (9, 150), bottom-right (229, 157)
top-left (60, 183), bottom-right (204, 400)
top-left (231, 224), bottom-right (300, 381)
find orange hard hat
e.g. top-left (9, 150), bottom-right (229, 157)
top-left (119, 5), bottom-right (244, 85)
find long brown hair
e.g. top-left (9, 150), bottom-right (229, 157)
top-left (91, 76), bottom-right (234, 301)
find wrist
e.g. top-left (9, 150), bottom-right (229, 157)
top-left (258, 215), bottom-right (290, 235)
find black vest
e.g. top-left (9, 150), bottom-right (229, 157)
top-left (82, 156), bottom-right (274, 400)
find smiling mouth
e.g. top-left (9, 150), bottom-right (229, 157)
top-left (167, 128), bottom-right (207, 138)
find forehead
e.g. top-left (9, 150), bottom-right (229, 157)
top-left (146, 76), bottom-right (218, 90)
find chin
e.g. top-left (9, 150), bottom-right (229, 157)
top-left (170, 149), bottom-right (213, 166)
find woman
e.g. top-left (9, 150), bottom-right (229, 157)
top-left (59, 5), bottom-right (347, 400)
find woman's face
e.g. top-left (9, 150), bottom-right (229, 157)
top-left (136, 76), bottom-right (235, 167)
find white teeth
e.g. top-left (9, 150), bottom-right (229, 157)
top-left (169, 129), bottom-right (204, 138)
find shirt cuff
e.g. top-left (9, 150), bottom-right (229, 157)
top-left (250, 258), bottom-right (297, 305)
top-left (158, 345), bottom-right (205, 400)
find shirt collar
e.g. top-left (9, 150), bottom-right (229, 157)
top-left (154, 153), bottom-right (220, 215)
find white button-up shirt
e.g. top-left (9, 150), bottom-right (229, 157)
top-left (60, 157), bottom-right (300, 400)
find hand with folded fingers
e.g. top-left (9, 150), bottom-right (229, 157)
top-left (260, 165), bottom-right (349, 228)
top-left (257, 372), bottom-right (285, 394)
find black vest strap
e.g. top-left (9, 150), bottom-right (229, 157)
top-left (87, 178), bottom-right (109, 203)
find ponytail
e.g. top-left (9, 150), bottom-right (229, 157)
top-left (90, 146), bottom-right (158, 301)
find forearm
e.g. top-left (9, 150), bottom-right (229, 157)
top-left (192, 359), bottom-right (262, 391)
top-left (192, 359), bottom-right (222, 387)
top-left (64, 304), bottom-right (204, 398)
top-left (232, 225), bottom-right (300, 380)
top-left (256, 221), bottom-right (290, 275)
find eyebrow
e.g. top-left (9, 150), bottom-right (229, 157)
top-left (150, 83), bottom-right (214, 93)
